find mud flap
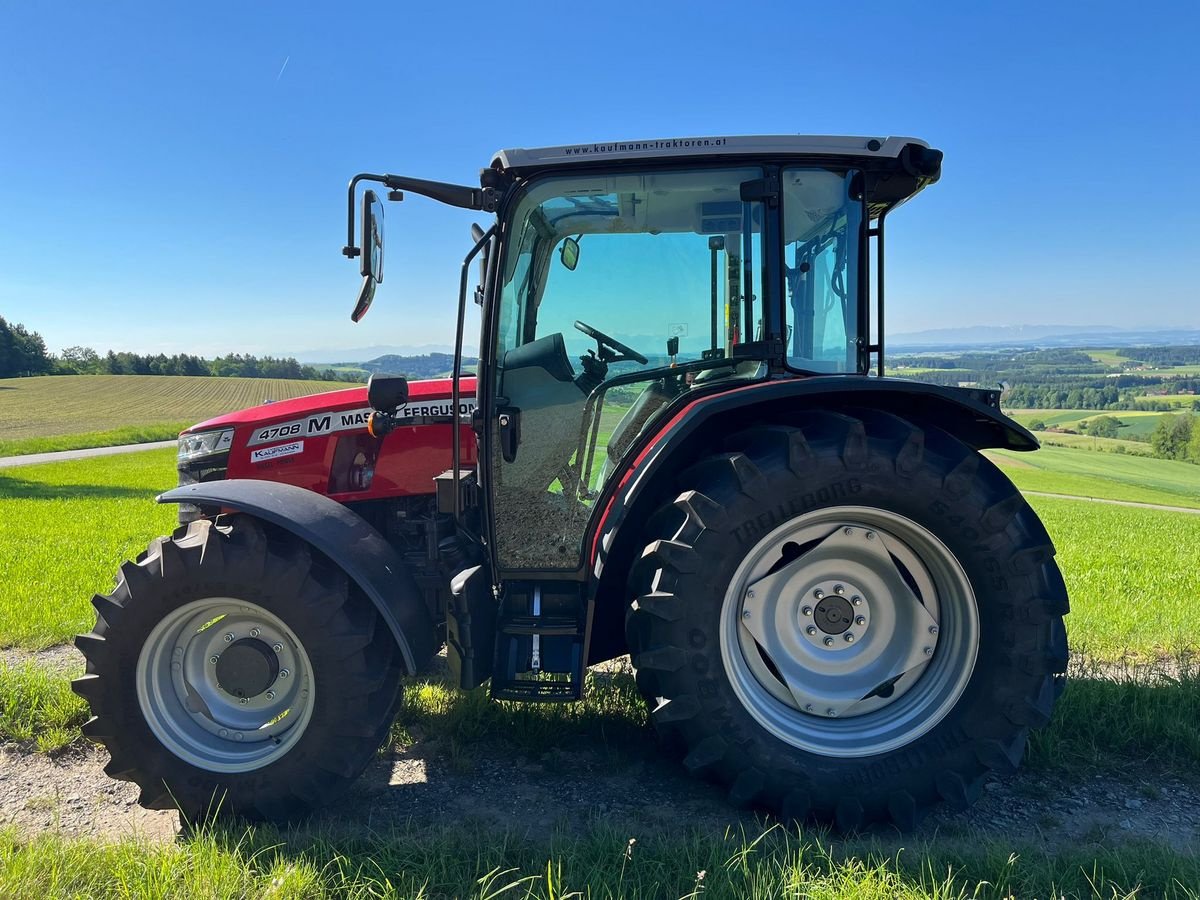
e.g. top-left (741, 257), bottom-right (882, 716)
top-left (447, 564), bottom-right (495, 690)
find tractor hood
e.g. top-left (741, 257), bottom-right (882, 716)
top-left (184, 377), bottom-right (476, 435)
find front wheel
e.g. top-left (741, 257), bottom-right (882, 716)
top-left (626, 411), bottom-right (1068, 829)
top-left (73, 517), bottom-right (405, 823)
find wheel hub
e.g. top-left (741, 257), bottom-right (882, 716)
top-left (814, 593), bottom-right (854, 635)
top-left (214, 638), bottom-right (279, 698)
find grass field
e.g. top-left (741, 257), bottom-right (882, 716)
top-left (5, 446), bottom-right (1200, 897)
top-left (1006, 408), bottom-right (1171, 440)
top-left (987, 444), bottom-right (1200, 509)
top-left (5, 821), bottom-right (1200, 899)
top-left (0, 375), bottom-right (354, 444)
top-left (0, 449), bottom-right (177, 648)
top-left (1033, 431), bottom-right (1153, 454)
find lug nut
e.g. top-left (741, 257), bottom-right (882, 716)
top-left (844, 633), bottom-right (855, 643)
top-left (747, 590), bottom-right (755, 599)
top-left (223, 633), bottom-right (234, 643)
top-left (805, 703), bottom-right (815, 712)
top-left (239, 697), bottom-right (248, 705)
top-left (279, 668), bottom-right (290, 678)
top-left (929, 625), bottom-right (939, 635)
top-left (823, 636), bottom-right (834, 647)
top-left (266, 690), bottom-right (276, 700)
top-left (843, 527), bottom-right (854, 536)
top-left (806, 626), bottom-right (818, 636)
top-left (834, 584), bottom-right (845, 595)
top-left (814, 589), bottom-right (824, 600)
top-left (852, 596), bottom-right (863, 607)
top-left (801, 606), bottom-right (813, 616)
top-left (209, 655), bottom-right (219, 664)
top-left (923, 647), bottom-right (933, 656)
top-left (250, 628), bottom-right (260, 638)
top-left (866, 531), bottom-right (876, 541)
top-left (855, 615), bottom-right (866, 626)
top-left (826, 708), bottom-right (837, 717)
top-left (272, 643), bottom-right (283, 653)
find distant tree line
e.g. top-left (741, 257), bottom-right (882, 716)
top-left (0, 316), bottom-right (359, 382)
top-left (1118, 346), bottom-right (1200, 367)
top-left (58, 348), bottom-right (361, 382)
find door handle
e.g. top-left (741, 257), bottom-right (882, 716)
top-left (498, 408), bottom-right (521, 463)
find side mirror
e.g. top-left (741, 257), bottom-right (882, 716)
top-left (351, 190), bottom-right (385, 322)
top-left (559, 236), bottom-right (580, 271)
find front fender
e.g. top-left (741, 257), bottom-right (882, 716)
top-left (158, 479), bottom-right (436, 674)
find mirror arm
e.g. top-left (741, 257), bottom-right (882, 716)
top-left (343, 173), bottom-right (503, 261)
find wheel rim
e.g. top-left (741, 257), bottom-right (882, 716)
top-left (136, 598), bottom-right (315, 773)
top-left (719, 506), bottom-right (979, 758)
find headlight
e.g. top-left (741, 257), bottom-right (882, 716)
top-left (177, 429), bottom-right (234, 463)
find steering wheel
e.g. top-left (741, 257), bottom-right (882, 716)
top-left (574, 320), bottom-right (649, 365)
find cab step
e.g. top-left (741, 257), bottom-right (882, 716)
top-left (491, 583), bottom-right (589, 703)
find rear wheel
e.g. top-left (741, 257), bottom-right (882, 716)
top-left (626, 411), bottom-right (1068, 829)
top-left (73, 516), bottom-right (405, 823)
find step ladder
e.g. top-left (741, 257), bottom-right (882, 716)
top-left (491, 583), bottom-right (588, 702)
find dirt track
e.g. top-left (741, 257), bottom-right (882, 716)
top-left (4, 702), bottom-right (1200, 852)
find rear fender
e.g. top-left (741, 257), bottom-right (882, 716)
top-left (158, 480), bottom-right (437, 674)
top-left (584, 377), bottom-right (1035, 663)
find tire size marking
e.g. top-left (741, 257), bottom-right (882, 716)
top-left (731, 478), bottom-right (862, 545)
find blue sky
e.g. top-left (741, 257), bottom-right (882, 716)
top-left (1, 1), bottom-right (1196, 357)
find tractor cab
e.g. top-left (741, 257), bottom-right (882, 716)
top-left (346, 137), bottom-right (942, 575)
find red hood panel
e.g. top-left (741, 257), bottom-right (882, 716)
top-left (186, 377), bottom-right (477, 433)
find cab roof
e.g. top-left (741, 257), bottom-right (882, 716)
top-left (492, 135), bottom-right (930, 172)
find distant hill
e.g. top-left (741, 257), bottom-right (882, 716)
top-left (891, 325), bottom-right (1200, 351)
top-left (291, 344), bottom-right (457, 364)
top-left (359, 353), bottom-right (479, 379)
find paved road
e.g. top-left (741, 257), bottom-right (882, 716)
top-left (1022, 490), bottom-right (1200, 515)
top-left (0, 440), bottom-right (176, 469)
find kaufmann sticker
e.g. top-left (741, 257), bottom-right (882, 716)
top-left (250, 441), bottom-right (304, 464)
top-left (246, 399), bottom-right (477, 446)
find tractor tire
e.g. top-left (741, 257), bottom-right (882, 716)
top-left (73, 515), bottom-right (406, 824)
top-left (625, 411), bottom-right (1068, 829)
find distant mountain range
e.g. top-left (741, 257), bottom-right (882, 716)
top-left (890, 325), bottom-right (1200, 351)
top-left (294, 326), bottom-right (1200, 366)
top-left (292, 344), bottom-right (456, 365)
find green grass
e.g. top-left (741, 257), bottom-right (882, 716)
top-left (1085, 349), bottom-right (1130, 367)
top-left (1029, 496), bottom-right (1200, 659)
top-left (0, 448), bottom-right (177, 649)
top-left (0, 661), bottom-right (87, 752)
top-left (1006, 408), bottom-right (1170, 440)
top-left (0, 374), bottom-right (354, 443)
top-left (0, 422), bottom-right (192, 458)
top-left (988, 444), bottom-right (1200, 509)
top-left (1032, 431), bottom-right (1153, 454)
top-left (3, 822), bottom-right (1200, 899)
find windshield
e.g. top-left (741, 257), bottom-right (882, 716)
top-left (497, 166), bottom-right (767, 365)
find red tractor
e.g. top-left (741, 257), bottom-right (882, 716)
top-left (74, 135), bottom-right (1068, 830)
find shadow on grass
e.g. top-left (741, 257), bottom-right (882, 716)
top-left (1029, 652), bottom-right (1200, 773)
top-left (0, 473), bottom-right (158, 500)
